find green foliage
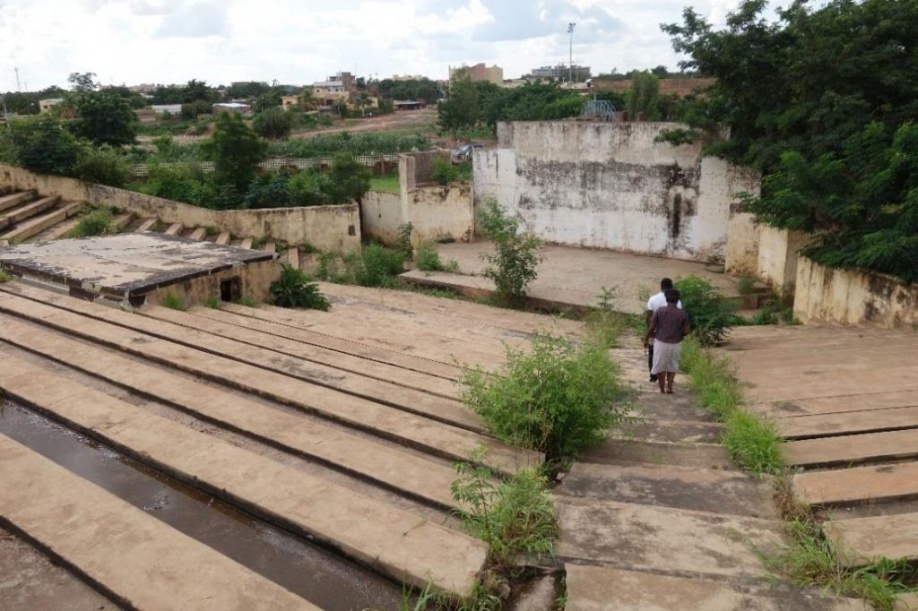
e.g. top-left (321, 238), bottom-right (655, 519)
top-left (722, 410), bottom-right (784, 476)
top-left (316, 244), bottom-right (408, 288)
top-left (71, 90), bottom-right (138, 146)
top-left (663, 0), bottom-right (918, 282)
top-left (461, 334), bottom-right (628, 462)
top-left (477, 199), bottom-right (542, 308)
top-left (654, 127), bottom-right (701, 146)
top-left (204, 112), bottom-right (267, 193)
top-left (674, 276), bottom-right (737, 346)
top-left (138, 163), bottom-right (228, 209)
top-left (324, 153), bottom-right (372, 204)
top-left (413, 242), bottom-right (459, 273)
top-left (586, 287), bottom-right (631, 349)
top-left (270, 263), bottom-right (330, 310)
top-left (180, 100), bottom-right (214, 120)
top-left (204, 295), bottom-right (221, 309)
top-left (67, 207), bottom-right (115, 238)
top-left (266, 131), bottom-right (428, 158)
top-left (451, 449), bottom-right (559, 571)
top-left (160, 294), bottom-right (187, 311)
top-left (627, 71), bottom-right (661, 120)
top-left (73, 145), bottom-right (132, 187)
top-left (11, 115), bottom-right (84, 175)
top-left (253, 107), bottom-right (294, 140)
top-left (0, 270), bottom-right (12, 283)
top-left (377, 77), bottom-right (442, 103)
top-left (395, 222), bottom-right (414, 256)
top-left (368, 172), bottom-right (400, 194)
top-left (680, 338), bottom-right (742, 419)
top-left (431, 157), bottom-right (472, 185)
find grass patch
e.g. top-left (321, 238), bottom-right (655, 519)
top-left (316, 244), bottom-right (408, 288)
top-left (369, 172), bottom-right (401, 194)
top-left (415, 242), bottom-right (461, 273)
top-left (204, 295), bottom-right (221, 309)
top-left (160, 293), bottom-right (186, 311)
top-left (66, 207), bottom-right (116, 238)
top-left (235, 295), bottom-right (260, 308)
top-left (680, 337), bottom-right (783, 475)
top-left (0, 270), bottom-right (11, 283)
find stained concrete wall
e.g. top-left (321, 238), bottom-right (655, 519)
top-left (143, 258), bottom-right (279, 308)
top-left (725, 212), bottom-right (760, 276)
top-left (756, 226), bottom-right (811, 292)
top-left (361, 153), bottom-right (474, 248)
top-left (0, 163), bottom-right (361, 253)
top-left (473, 122), bottom-right (759, 262)
top-left (794, 258), bottom-right (918, 328)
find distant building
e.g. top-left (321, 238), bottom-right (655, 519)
top-left (391, 74), bottom-right (426, 82)
top-left (312, 72), bottom-right (356, 108)
top-left (448, 63), bottom-right (504, 87)
top-left (529, 64), bottom-right (591, 83)
top-left (38, 98), bottom-right (65, 113)
top-left (212, 102), bottom-right (251, 114)
top-left (281, 95), bottom-right (300, 111)
top-left (151, 104), bottom-right (183, 115)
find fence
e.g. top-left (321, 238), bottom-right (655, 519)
top-left (132, 155), bottom-right (400, 177)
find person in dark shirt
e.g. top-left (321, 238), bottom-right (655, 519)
top-left (643, 289), bottom-right (691, 394)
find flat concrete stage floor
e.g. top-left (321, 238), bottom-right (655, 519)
top-left (0, 233), bottom-right (273, 303)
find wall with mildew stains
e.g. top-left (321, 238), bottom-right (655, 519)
top-left (473, 121), bottom-right (760, 262)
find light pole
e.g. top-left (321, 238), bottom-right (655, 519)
top-left (568, 22), bottom-right (576, 85)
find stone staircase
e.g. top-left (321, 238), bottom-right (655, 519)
top-left (0, 188), bottom-right (299, 266)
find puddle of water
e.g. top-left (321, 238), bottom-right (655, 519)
top-left (0, 402), bottom-right (404, 611)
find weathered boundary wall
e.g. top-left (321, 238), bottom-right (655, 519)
top-left (0, 163), bottom-right (361, 253)
top-left (794, 258), bottom-right (918, 328)
top-left (361, 153), bottom-right (474, 247)
top-left (473, 121), bottom-right (760, 262)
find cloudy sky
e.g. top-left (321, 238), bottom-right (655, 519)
top-left (0, 0), bottom-right (746, 92)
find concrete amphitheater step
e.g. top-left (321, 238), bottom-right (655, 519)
top-left (558, 461), bottom-right (775, 519)
top-left (0, 190), bottom-right (35, 213)
top-left (556, 496), bottom-right (783, 579)
top-left (196, 304), bottom-right (463, 380)
top-left (141, 304), bottom-right (465, 404)
top-left (824, 512), bottom-right (918, 567)
top-left (164, 222), bottom-right (183, 236)
top-left (777, 405), bottom-right (918, 439)
top-left (0, 195), bottom-right (60, 231)
top-left (0, 201), bottom-right (83, 244)
top-left (0, 321), bottom-right (461, 510)
top-left (794, 462), bottom-right (918, 507)
top-left (0, 434), bottom-right (319, 611)
top-left (563, 565), bottom-right (868, 611)
top-left (215, 231), bottom-right (231, 245)
top-left (220, 302), bottom-right (508, 371)
top-left (0, 289), bottom-right (538, 475)
top-left (0, 378), bottom-right (487, 599)
top-left (134, 217), bottom-right (157, 232)
top-left (782, 429), bottom-right (918, 468)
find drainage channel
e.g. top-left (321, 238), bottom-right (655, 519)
top-left (0, 401), bottom-right (405, 611)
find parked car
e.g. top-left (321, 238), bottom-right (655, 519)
top-left (450, 142), bottom-right (483, 163)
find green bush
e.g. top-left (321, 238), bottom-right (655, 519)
top-left (253, 107), bottom-right (294, 140)
top-left (73, 145), bottom-right (132, 187)
top-left (478, 198), bottom-right (542, 308)
top-left (67, 207), bottom-right (115, 238)
top-left (452, 455), bottom-right (559, 572)
top-left (675, 275), bottom-right (737, 346)
top-left (270, 263), bottom-right (330, 310)
top-left (461, 334), bottom-right (629, 463)
top-left (12, 115), bottom-right (84, 176)
top-left (415, 242), bottom-right (442, 271)
top-left (352, 243), bottom-right (407, 287)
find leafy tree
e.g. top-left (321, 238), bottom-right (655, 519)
top-left (71, 90), bottom-right (138, 146)
top-left (354, 91), bottom-right (373, 117)
top-left (253, 90), bottom-right (282, 113)
top-left (67, 72), bottom-right (99, 93)
top-left (627, 71), bottom-right (661, 120)
top-left (477, 198), bottom-right (543, 308)
top-left (253, 107), bottom-right (293, 139)
top-left (324, 154), bottom-right (371, 204)
top-left (11, 115), bottom-right (84, 175)
top-left (662, 0), bottom-right (918, 282)
top-left (437, 69), bottom-right (479, 135)
top-left (203, 112), bottom-right (266, 193)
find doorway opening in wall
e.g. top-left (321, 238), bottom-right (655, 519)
top-left (220, 277), bottom-right (241, 302)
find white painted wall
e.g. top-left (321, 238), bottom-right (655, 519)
top-left (474, 121), bottom-right (760, 262)
top-left (362, 191), bottom-right (403, 245)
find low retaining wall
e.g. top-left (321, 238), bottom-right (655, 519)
top-left (794, 257), bottom-right (918, 327)
top-left (362, 191), bottom-right (403, 245)
top-left (0, 163), bottom-right (361, 253)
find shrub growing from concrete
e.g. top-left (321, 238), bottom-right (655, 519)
top-left (675, 275), bottom-right (737, 346)
top-left (270, 263), bottom-right (330, 311)
top-left (477, 198), bottom-right (542, 308)
top-left (461, 334), bottom-right (629, 463)
top-left (67, 207), bottom-right (115, 238)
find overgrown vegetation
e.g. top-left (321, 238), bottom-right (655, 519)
top-left (414, 242), bottom-right (460, 273)
top-left (477, 199), bottom-right (543, 308)
top-left (452, 450), bottom-right (559, 572)
top-left (680, 338), bottom-right (783, 475)
top-left (432, 157), bottom-right (472, 185)
top-left (0, 270), bottom-right (12, 283)
top-left (674, 276), bottom-right (737, 346)
top-left (160, 294), bottom-right (187, 311)
top-left (270, 263), bottom-right (330, 311)
top-left (265, 132), bottom-right (428, 158)
top-left (66, 206), bottom-right (116, 238)
top-left (316, 244), bottom-right (408, 288)
top-left (662, 0), bottom-right (918, 282)
top-left (461, 333), bottom-right (629, 464)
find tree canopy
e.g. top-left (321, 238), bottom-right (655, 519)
top-left (663, 0), bottom-right (918, 282)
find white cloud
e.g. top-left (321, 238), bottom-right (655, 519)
top-left (0, 0), bottom-right (753, 91)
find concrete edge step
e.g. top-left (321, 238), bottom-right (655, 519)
top-left (794, 462), bottom-right (918, 506)
top-left (0, 190), bottom-right (36, 212)
top-left (0, 365), bottom-right (488, 597)
top-left (0, 434), bottom-right (320, 611)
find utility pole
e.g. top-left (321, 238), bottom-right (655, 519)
top-left (567, 23), bottom-right (576, 85)
top-left (15, 67), bottom-right (22, 92)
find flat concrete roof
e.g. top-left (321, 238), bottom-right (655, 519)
top-left (0, 233), bottom-right (274, 299)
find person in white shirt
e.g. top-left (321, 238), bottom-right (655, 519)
top-left (645, 278), bottom-right (683, 382)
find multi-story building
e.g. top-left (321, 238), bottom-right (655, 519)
top-left (530, 64), bottom-right (591, 83)
top-left (312, 72), bottom-right (356, 108)
top-left (448, 63), bottom-right (504, 87)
